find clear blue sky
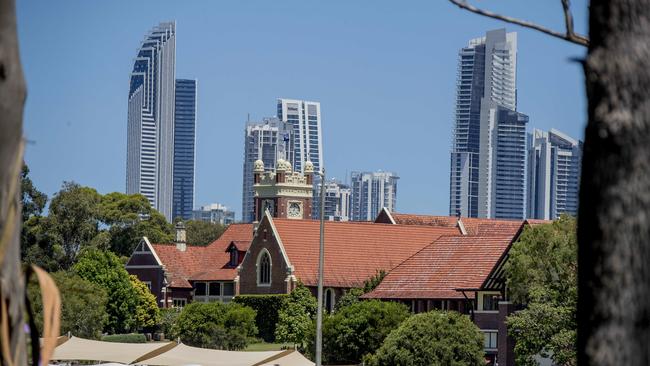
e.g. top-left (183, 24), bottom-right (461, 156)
top-left (17, 0), bottom-right (588, 219)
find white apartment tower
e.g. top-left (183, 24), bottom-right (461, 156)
top-left (126, 22), bottom-right (176, 221)
top-left (351, 171), bottom-right (399, 221)
top-left (527, 129), bottom-right (582, 219)
top-left (277, 99), bottom-right (323, 174)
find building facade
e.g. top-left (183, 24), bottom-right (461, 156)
top-left (241, 117), bottom-right (294, 223)
top-left (172, 79), bottom-right (197, 221)
top-left (191, 203), bottom-right (236, 225)
top-left (350, 171), bottom-right (399, 221)
top-left (527, 128), bottom-right (582, 219)
top-left (276, 99), bottom-right (323, 174)
top-left (127, 22), bottom-right (176, 221)
top-left (450, 29), bottom-right (519, 218)
top-left (313, 179), bottom-right (351, 221)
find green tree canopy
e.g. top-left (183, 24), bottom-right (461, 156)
top-left (504, 215), bottom-right (577, 366)
top-left (310, 299), bottom-right (410, 365)
top-left (21, 164), bottom-right (47, 222)
top-left (130, 275), bottom-right (161, 331)
top-left (72, 249), bottom-right (139, 333)
top-left (275, 284), bottom-right (318, 347)
top-left (172, 302), bottom-right (257, 350)
top-left (366, 310), bottom-right (484, 366)
top-left (334, 270), bottom-right (387, 312)
top-left (174, 219), bottom-right (227, 246)
top-left (27, 271), bottom-right (108, 339)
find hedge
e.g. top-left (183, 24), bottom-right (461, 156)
top-left (101, 333), bottom-right (147, 343)
top-left (233, 294), bottom-right (288, 342)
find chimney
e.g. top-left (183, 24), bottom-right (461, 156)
top-left (175, 221), bottom-right (187, 251)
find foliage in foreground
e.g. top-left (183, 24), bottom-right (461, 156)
top-left (505, 215), bottom-right (577, 366)
top-left (309, 299), bottom-right (410, 365)
top-left (365, 310), bottom-right (484, 366)
top-left (275, 284), bottom-right (318, 347)
top-left (172, 302), bottom-right (258, 350)
top-left (233, 294), bottom-right (288, 342)
top-left (27, 271), bottom-right (108, 339)
top-left (130, 275), bottom-right (161, 330)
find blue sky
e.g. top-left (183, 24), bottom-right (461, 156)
top-left (17, 0), bottom-right (588, 219)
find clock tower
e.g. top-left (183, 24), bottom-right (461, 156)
top-left (253, 158), bottom-right (314, 222)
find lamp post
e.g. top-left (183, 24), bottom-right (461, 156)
top-left (315, 169), bottom-right (326, 366)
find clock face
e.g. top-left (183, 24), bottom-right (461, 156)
top-left (288, 202), bottom-right (302, 219)
top-left (262, 199), bottom-right (275, 215)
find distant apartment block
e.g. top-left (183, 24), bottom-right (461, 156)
top-left (172, 79), bottom-right (197, 221)
top-left (450, 29), bottom-right (525, 219)
top-left (192, 203), bottom-right (236, 225)
top-left (241, 117), bottom-right (294, 223)
top-left (527, 129), bottom-right (582, 219)
top-left (126, 22), bottom-right (176, 221)
top-left (313, 179), bottom-right (351, 221)
top-left (351, 171), bottom-right (399, 221)
top-left (277, 99), bottom-right (323, 174)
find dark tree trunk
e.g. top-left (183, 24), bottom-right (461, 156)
top-left (578, 0), bottom-right (650, 365)
top-left (0, 0), bottom-right (27, 364)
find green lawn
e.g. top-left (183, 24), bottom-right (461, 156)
top-left (245, 342), bottom-right (293, 351)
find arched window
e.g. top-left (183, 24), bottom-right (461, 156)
top-left (257, 250), bottom-right (271, 286)
top-left (325, 288), bottom-right (335, 313)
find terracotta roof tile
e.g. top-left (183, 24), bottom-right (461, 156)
top-left (389, 213), bottom-right (524, 236)
top-left (363, 234), bottom-right (516, 300)
top-left (271, 219), bottom-right (459, 288)
top-left (152, 223), bottom-right (253, 287)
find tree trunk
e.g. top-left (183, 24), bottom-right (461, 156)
top-left (578, 0), bottom-right (650, 365)
top-left (0, 0), bottom-right (27, 364)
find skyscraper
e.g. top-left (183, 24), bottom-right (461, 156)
top-left (241, 117), bottom-right (294, 223)
top-left (350, 171), bottom-right (399, 221)
top-left (449, 29), bottom-right (523, 219)
top-left (277, 99), bottom-right (323, 174)
top-left (527, 128), bottom-right (582, 219)
top-left (126, 22), bottom-right (176, 221)
top-left (172, 79), bottom-right (197, 220)
top-left (313, 179), bottom-right (351, 221)
top-left (192, 203), bottom-right (235, 225)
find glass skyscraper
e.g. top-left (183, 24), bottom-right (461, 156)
top-left (241, 117), bottom-right (294, 223)
top-left (350, 171), bottom-right (399, 221)
top-left (527, 129), bottom-right (582, 219)
top-left (450, 29), bottom-right (526, 219)
top-left (276, 99), bottom-right (323, 174)
top-left (172, 79), bottom-right (197, 221)
top-left (126, 22), bottom-right (176, 221)
top-left (313, 179), bottom-right (351, 221)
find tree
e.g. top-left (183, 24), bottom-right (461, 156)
top-left (172, 302), bottom-right (257, 350)
top-left (27, 271), bottom-right (108, 339)
top-left (20, 164), bottom-right (47, 223)
top-left (72, 249), bottom-right (139, 333)
top-left (333, 270), bottom-right (386, 312)
top-left (275, 284), bottom-right (318, 347)
top-left (504, 216), bottom-right (577, 366)
top-left (100, 192), bottom-right (172, 256)
top-left (311, 300), bottom-right (410, 365)
top-left (366, 310), bottom-right (484, 366)
top-left (130, 275), bottom-right (161, 331)
top-left (183, 220), bottom-right (227, 246)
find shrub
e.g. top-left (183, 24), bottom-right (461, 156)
top-left (159, 307), bottom-right (181, 339)
top-left (27, 271), bottom-right (108, 339)
top-left (172, 302), bottom-right (257, 350)
top-left (130, 275), bottom-right (161, 331)
top-left (101, 333), bottom-right (147, 343)
top-left (275, 284), bottom-right (318, 347)
top-left (233, 294), bottom-right (288, 342)
top-left (365, 311), bottom-right (484, 366)
top-left (308, 300), bottom-right (410, 365)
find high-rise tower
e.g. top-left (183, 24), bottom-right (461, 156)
top-left (172, 79), bottom-right (197, 220)
top-left (126, 22), bottom-right (176, 221)
top-left (350, 171), bottom-right (399, 221)
top-left (450, 29), bottom-right (524, 219)
top-left (276, 99), bottom-right (323, 174)
top-left (527, 129), bottom-right (582, 219)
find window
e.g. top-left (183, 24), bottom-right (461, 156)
top-left (194, 282), bottom-right (207, 296)
top-left (482, 294), bottom-right (500, 311)
top-left (143, 281), bottom-right (152, 291)
top-left (172, 298), bottom-right (187, 308)
top-left (230, 249), bottom-right (239, 267)
top-left (209, 282), bottom-right (221, 297)
top-left (483, 331), bottom-right (498, 349)
top-left (325, 288), bottom-right (335, 313)
top-left (223, 283), bottom-right (235, 297)
top-left (257, 250), bottom-right (272, 286)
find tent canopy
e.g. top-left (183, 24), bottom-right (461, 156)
top-left (50, 336), bottom-right (314, 366)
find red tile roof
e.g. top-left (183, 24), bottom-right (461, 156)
top-left (270, 219), bottom-right (459, 288)
top-left (363, 234), bottom-right (516, 300)
top-left (152, 223), bottom-right (253, 288)
top-left (389, 213), bottom-right (524, 237)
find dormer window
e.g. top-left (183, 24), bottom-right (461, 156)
top-left (230, 248), bottom-right (239, 267)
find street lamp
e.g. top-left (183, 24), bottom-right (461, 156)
top-left (314, 168), bottom-right (326, 366)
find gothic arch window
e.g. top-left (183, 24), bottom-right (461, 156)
top-left (257, 249), bottom-right (272, 286)
top-left (325, 288), bottom-right (335, 313)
